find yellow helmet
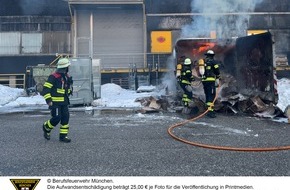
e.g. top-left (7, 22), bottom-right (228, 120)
top-left (184, 58), bottom-right (192, 65)
top-left (57, 58), bottom-right (71, 69)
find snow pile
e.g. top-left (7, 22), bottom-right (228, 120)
top-left (92, 83), bottom-right (161, 108)
top-left (0, 85), bottom-right (25, 106)
top-left (277, 78), bottom-right (290, 112)
top-left (5, 95), bottom-right (46, 107)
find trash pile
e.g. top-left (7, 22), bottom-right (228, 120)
top-left (214, 74), bottom-right (284, 118)
top-left (135, 75), bottom-right (288, 121)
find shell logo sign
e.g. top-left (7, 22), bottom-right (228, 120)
top-left (151, 31), bottom-right (172, 53)
top-left (157, 36), bottom-right (166, 43)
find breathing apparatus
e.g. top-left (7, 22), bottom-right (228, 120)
top-left (198, 59), bottom-right (205, 77)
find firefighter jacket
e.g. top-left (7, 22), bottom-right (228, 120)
top-left (180, 65), bottom-right (194, 85)
top-left (42, 72), bottom-right (73, 106)
top-left (202, 58), bottom-right (220, 82)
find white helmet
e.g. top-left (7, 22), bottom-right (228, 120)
top-left (205, 50), bottom-right (215, 56)
top-left (57, 58), bottom-right (71, 69)
top-left (184, 58), bottom-right (192, 65)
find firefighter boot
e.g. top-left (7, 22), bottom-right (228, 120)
top-left (42, 122), bottom-right (51, 140)
top-left (206, 111), bottom-right (216, 118)
top-left (59, 134), bottom-right (71, 143)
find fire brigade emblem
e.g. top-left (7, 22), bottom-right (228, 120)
top-left (10, 179), bottom-right (40, 190)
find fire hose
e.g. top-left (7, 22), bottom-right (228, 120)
top-left (167, 82), bottom-right (290, 152)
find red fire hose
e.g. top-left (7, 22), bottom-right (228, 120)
top-left (167, 82), bottom-right (290, 152)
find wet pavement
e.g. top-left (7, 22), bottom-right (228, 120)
top-left (0, 109), bottom-right (290, 176)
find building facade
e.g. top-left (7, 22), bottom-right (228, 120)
top-left (1, 0), bottom-right (290, 87)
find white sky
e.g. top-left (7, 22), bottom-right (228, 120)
top-left (0, 78), bottom-right (289, 113)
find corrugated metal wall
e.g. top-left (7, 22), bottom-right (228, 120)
top-left (0, 32), bottom-right (21, 54)
top-left (22, 33), bottom-right (42, 53)
top-left (0, 32), bottom-right (71, 55)
top-left (76, 6), bottom-right (144, 69)
top-left (76, 11), bottom-right (91, 57)
top-left (42, 32), bottom-right (71, 54)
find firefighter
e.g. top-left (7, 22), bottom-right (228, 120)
top-left (179, 58), bottom-right (194, 107)
top-left (200, 50), bottom-right (220, 118)
top-left (42, 58), bottom-right (73, 143)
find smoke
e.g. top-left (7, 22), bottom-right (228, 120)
top-left (159, 55), bottom-right (177, 94)
top-left (18, 0), bottom-right (68, 16)
top-left (161, 0), bottom-right (265, 97)
top-left (19, 0), bottom-right (46, 15)
top-left (181, 0), bottom-right (264, 39)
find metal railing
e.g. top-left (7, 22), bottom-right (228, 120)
top-left (93, 53), bottom-right (172, 72)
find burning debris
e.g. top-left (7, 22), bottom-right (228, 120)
top-left (134, 73), bottom-right (286, 120)
top-left (208, 73), bottom-right (281, 118)
top-left (135, 96), bottom-right (170, 113)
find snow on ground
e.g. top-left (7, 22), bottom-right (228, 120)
top-left (0, 83), bottom-right (164, 109)
top-left (91, 83), bottom-right (162, 108)
top-left (0, 78), bottom-right (290, 114)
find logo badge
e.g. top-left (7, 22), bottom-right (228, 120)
top-left (157, 36), bottom-right (166, 43)
top-left (10, 179), bottom-right (40, 190)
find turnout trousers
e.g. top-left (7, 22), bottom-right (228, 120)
top-left (202, 81), bottom-right (216, 112)
top-left (44, 105), bottom-right (70, 136)
top-left (180, 82), bottom-right (193, 107)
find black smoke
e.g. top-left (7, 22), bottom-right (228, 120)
top-left (0, 0), bottom-right (69, 16)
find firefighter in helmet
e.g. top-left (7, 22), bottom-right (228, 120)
top-left (200, 50), bottom-right (220, 118)
top-left (42, 58), bottom-right (73, 143)
top-left (179, 58), bottom-right (194, 107)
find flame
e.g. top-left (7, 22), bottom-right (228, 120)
top-left (191, 42), bottom-right (216, 57)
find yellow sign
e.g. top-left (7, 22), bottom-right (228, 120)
top-left (151, 31), bottom-right (172, 53)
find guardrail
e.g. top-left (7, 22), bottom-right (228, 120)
top-left (0, 74), bottom-right (26, 88)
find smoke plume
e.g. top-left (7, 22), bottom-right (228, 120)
top-left (182, 0), bottom-right (264, 39)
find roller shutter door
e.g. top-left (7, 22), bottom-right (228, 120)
top-left (93, 8), bottom-right (144, 69)
top-left (76, 11), bottom-right (91, 57)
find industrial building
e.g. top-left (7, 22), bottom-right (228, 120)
top-left (0, 0), bottom-right (290, 89)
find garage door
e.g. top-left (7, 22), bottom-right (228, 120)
top-left (93, 7), bottom-right (144, 69)
top-left (75, 5), bottom-right (144, 69)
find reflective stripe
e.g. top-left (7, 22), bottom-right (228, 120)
top-left (60, 124), bottom-right (69, 134)
top-left (206, 102), bottom-right (214, 111)
top-left (202, 77), bottom-right (216, 81)
top-left (47, 120), bottom-right (54, 129)
top-left (57, 88), bottom-right (65, 94)
top-left (181, 80), bottom-right (191, 84)
top-left (51, 97), bottom-right (64, 102)
top-left (44, 94), bottom-right (52, 100)
top-left (43, 82), bottom-right (53, 88)
top-left (214, 64), bottom-right (219, 69)
top-left (182, 97), bottom-right (191, 102)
